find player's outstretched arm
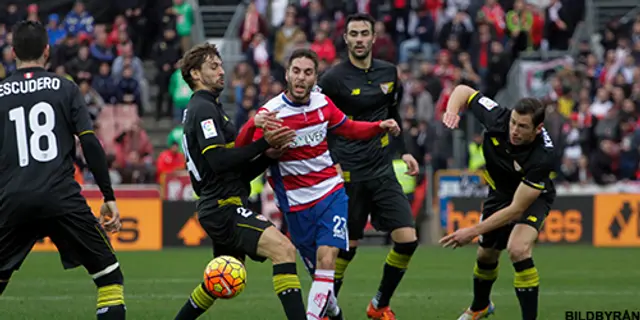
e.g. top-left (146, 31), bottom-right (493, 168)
top-left (473, 182), bottom-right (542, 235)
top-left (442, 85), bottom-right (477, 129)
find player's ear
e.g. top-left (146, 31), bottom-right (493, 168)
top-left (343, 32), bottom-right (348, 45)
top-left (535, 123), bottom-right (543, 134)
top-left (190, 68), bottom-right (201, 84)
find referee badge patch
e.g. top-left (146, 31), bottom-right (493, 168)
top-left (478, 97), bottom-right (498, 111)
top-left (200, 119), bottom-right (218, 139)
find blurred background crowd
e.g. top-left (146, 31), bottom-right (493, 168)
top-left (1, 0), bottom-right (639, 188)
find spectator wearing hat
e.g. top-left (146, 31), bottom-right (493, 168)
top-left (46, 14), bottom-right (66, 46)
top-left (26, 4), bottom-right (39, 22)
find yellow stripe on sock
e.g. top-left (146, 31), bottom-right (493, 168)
top-left (273, 274), bottom-right (301, 295)
top-left (385, 249), bottom-right (411, 269)
top-left (191, 284), bottom-right (215, 310)
top-left (473, 263), bottom-right (499, 281)
top-left (97, 284), bottom-right (124, 308)
top-left (335, 258), bottom-right (350, 280)
top-left (514, 267), bottom-right (539, 288)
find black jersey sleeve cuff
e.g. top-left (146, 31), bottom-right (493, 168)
top-left (522, 179), bottom-right (546, 190)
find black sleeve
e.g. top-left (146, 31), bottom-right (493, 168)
top-left (390, 79), bottom-right (407, 154)
top-left (192, 102), bottom-right (270, 173)
top-left (241, 154), bottom-right (274, 182)
top-left (523, 161), bottom-right (552, 191)
top-left (79, 133), bottom-right (115, 201)
top-left (467, 91), bottom-right (510, 130)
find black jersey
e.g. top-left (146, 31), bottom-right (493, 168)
top-left (318, 59), bottom-right (404, 183)
top-left (0, 67), bottom-right (94, 227)
top-left (182, 90), bottom-right (249, 207)
top-left (468, 92), bottom-right (556, 202)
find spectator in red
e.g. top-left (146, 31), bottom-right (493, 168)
top-left (372, 21), bottom-right (396, 63)
top-left (26, 4), bottom-right (39, 22)
top-left (108, 15), bottom-right (128, 46)
top-left (310, 30), bottom-right (336, 64)
top-left (239, 1), bottom-right (268, 52)
top-left (156, 143), bottom-right (185, 183)
top-left (114, 121), bottom-right (154, 184)
top-left (479, 0), bottom-right (506, 40)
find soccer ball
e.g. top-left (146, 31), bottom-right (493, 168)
top-left (203, 256), bottom-right (247, 299)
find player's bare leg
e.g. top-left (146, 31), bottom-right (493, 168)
top-left (507, 224), bottom-right (539, 320)
top-left (366, 227), bottom-right (418, 319)
top-left (458, 247), bottom-right (500, 320)
top-left (307, 245), bottom-right (342, 320)
top-left (175, 226), bottom-right (305, 320)
top-left (256, 226), bottom-right (307, 320)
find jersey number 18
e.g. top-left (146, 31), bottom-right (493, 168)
top-left (8, 102), bottom-right (59, 168)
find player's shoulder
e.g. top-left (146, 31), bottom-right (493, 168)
top-left (528, 128), bottom-right (556, 167)
top-left (372, 59), bottom-right (397, 72)
top-left (260, 92), bottom-right (287, 112)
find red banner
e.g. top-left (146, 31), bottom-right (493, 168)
top-left (160, 171), bottom-right (195, 201)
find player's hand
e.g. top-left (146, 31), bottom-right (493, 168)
top-left (265, 146), bottom-right (286, 159)
top-left (100, 201), bottom-right (122, 233)
top-left (402, 154), bottom-right (419, 176)
top-left (379, 119), bottom-right (401, 136)
top-left (442, 112), bottom-right (460, 129)
top-left (254, 111), bottom-right (282, 130)
top-left (439, 227), bottom-right (478, 249)
top-left (264, 126), bottom-right (297, 148)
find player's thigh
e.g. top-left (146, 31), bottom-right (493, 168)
top-left (46, 212), bottom-right (119, 275)
top-left (370, 176), bottom-right (415, 233)
top-left (508, 198), bottom-right (551, 255)
top-left (0, 223), bottom-right (41, 276)
top-left (344, 181), bottom-right (373, 240)
top-left (283, 210), bottom-right (317, 272)
top-left (316, 188), bottom-right (349, 252)
top-left (478, 196), bottom-right (513, 251)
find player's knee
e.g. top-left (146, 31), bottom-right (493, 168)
top-left (271, 237), bottom-right (297, 265)
top-left (506, 241), bottom-right (533, 262)
top-left (477, 247), bottom-right (500, 264)
top-left (316, 246), bottom-right (339, 270)
top-left (348, 240), bottom-right (359, 248)
top-left (338, 247), bottom-right (357, 261)
top-left (390, 227), bottom-right (417, 243)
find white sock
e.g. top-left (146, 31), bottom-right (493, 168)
top-left (306, 269), bottom-right (334, 320)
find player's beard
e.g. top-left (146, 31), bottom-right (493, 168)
top-left (288, 82), bottom-right (311, 103)
top-left (203, 76), bottom-right (225, 92)
top-left (349, 42), bottom-right (372, 60)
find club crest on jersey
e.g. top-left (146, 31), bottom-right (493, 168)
top-left (380, 81), bottom-right (394, 94)
top-left (200, 119), bottom-right (218, 139)
top-left (514, 160), bottom-right (523, 172)
top-left (24, 72), bottom-right (33, 79)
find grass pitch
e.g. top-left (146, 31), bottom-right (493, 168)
top-left (1, 246), bottom-right (638, 319)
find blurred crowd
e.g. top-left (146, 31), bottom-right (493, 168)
top-left (0, 0), bottom-right (194, 184)
top-left (542, 13), bottom-right (640, 185)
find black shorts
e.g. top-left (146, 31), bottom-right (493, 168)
top-left (345, 175), bottom-right (415, 240)
top-left (0, 211), bottom-right (118, 276)
top-left (478, 193), bottom-right (551, 250)
top-left (198, 203), bottom-right (274, 263)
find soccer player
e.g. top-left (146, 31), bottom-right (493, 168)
top-left (236, 48), bottom-right (402, 320)
top-left (439, 85), bottom-right (556, 320)
top-left (173, 43), bottom-right (308, 320)
top-left (317, 13), bottom-right (420, 319)
top-left (0, 21), bottom-right (125, 319)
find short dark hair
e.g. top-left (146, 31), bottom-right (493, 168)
top-left (513, 98), bottom-right (546, 126)
top-left (179, 43), bottom-right (221, 90)
top-left (288, 49), bottom-right (319, 72)
top-left (345, 13), bottom-right (376, 33)
top-left (12, 20), bottom-right (48, 61)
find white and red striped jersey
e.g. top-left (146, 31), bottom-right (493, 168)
top-left (253, 92), bottom-right (346, 212)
